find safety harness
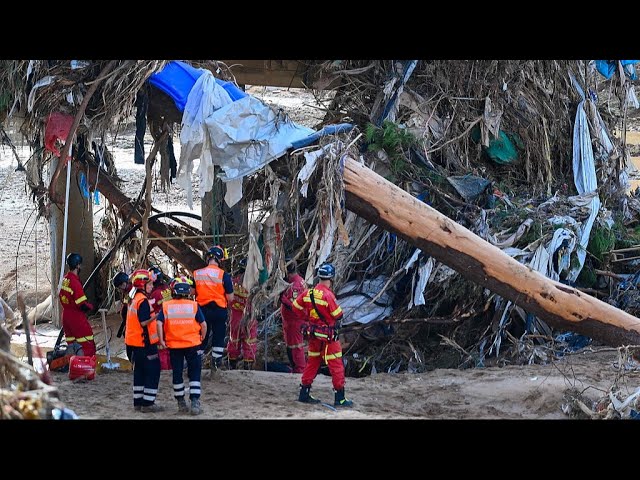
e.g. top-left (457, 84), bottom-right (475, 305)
top-left (307, 289), bottom-right (338, 341)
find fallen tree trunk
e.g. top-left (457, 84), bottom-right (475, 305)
top-left (80, 160), bottom-right (205, 271)
top-left (343, 157), bottom-right (640, 347)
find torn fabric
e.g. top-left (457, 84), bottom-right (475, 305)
top-left (177, 69), bottom-right (235, 208)
top-left (243, 221), bottom-right (264, 292)
top-left (410, 257), bottom-right (435, 307)
top-left (568, 98), bottom-right (601, 282)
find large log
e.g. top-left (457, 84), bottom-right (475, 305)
top-left (343, 157), bottom-right (640, 347)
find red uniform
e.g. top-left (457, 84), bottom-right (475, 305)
top-left (280, 273), bottom-right (307, 373)
top-left (227, 274), bottom-right (257, 363)
top-left (58, 271), bottom-right (95, 356)
top-left (292, 284), bottom-right (345, 390)
top-left (149, 283), bottom-right (172, 314)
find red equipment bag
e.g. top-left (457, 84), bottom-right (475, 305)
top-left (159, 348), bottom-right (172, 371)
top-left (69, 355), bottom-right (96, 381)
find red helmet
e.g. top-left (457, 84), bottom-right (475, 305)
top-left (130, 269), bottom-right (152, 289)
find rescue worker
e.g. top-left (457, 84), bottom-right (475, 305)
top-left (58, 253), bottom-right (96, 356)
top-left (112, 271), bottom-right (133, 362)
top-left (157, 281), bottom-right (207, 415)
top-left (193, 245), bottom-right (234, 371)
top-left (279, 259), bottom-right (308, 373)
top-left (292, 263), bottom-right (353, 407)
top-left (149, 266), bottom-right (172, 315)
top-left (226, 258), bottom-right (257, 370)
top-left (126, 269), bottom-right (163, 413)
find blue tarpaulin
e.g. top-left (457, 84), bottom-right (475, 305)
top-left (148, 61), bottom-right (204, 112)
top-left (290, 123), bottom-right (354, 149)
top-left (216, 79), bottom-right (247, 102)
top-left (148, 60), bottom-right (247, 112)
top-left (595, 60), bottom-right (639, 81)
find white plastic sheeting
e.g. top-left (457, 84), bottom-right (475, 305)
top-left (28, 76), bottom-right (55, 112)
top-left (299, 143), bottom-right (345, 282)
top-left (303, 215), bottom-right (337, 284)
top-left (243, 221), bottom-right (264, 292)
top-left (337, 276), bottom-right (394, 325)
top-left (297, 142), bottom-right (343, 198)
top-left (178, 70), bottom-right (314, 208)
top-left (476, 210), bottom-right (533, 249)
top-left (404, 248), bottom-right (421, 271)
top-left (410, 257), bottom-right (436, 308)
top-left (205, 96), bottom-right (314, 186)
top-left (178, 70), bottom-right (235, 208)
top-left (568, 99), bottom-right (601, 282)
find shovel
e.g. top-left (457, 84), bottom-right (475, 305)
top-left (99, 308), bottom-right (120, 371)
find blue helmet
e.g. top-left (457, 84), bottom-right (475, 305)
top-left (317, 263), bottom-right (336, 279)
top-left (205, 246), bottom-right (225, 262)
top-left (172, 282), bottom-right (191, 297)
top-left (112, 271), bottom-right (129, 288)
top-left (66, 253), bottom-right (82, 269)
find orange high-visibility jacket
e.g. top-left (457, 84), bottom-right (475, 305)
top-left (194, 265), bottom-right (228, 308)
top-left (162, 298), bottom-right (201, 349)
top-left (125, 292), bottom-right (159, 347)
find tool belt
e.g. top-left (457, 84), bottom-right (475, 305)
top-left (302, 324), bottom-right (338, 341)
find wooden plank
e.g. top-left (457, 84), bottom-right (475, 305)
top-left (217, 60), bottom-right (337, 89)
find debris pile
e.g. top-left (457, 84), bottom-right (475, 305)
top-left (3, 59), bottom-right (640, 379)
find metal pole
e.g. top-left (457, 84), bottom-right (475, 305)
top-left (264, 307), bottom-right (268, 371)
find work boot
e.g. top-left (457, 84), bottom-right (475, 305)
top-left (334, 389), bottom-right (353, 407)
top-left (298, 384), bottom-right (320, 404)
top-left (141, 403), bottom-right (165, 413)
top-left (177, 398), bottom-right (189, 413)
top-left (243, 360), bottom-right (254, 371)
top-left (229, 358), bottom-right (239, 370)
top-left (190, 398), bottom-right (202, 416)
top-left (134, 405), bottom-right (142, 412)
top-left (211, 356), bottom-right (222, 372)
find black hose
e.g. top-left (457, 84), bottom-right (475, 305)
top-left (83, 210), bottom-right (202, 288)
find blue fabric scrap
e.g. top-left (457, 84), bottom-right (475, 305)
top-left (290, 123), bottom-right (354, 150)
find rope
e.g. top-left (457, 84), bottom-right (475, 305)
top-left (15, 208), bottom-right (37, 296)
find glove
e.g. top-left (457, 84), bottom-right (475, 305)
top-left (301, 323), bottom-right (309, 339)
top-left (80, 302), bottom-right (94, 313)
top-left (332, 320), bottom-right (341, 341)
top-left (332, 328), bottom-right (340, 341)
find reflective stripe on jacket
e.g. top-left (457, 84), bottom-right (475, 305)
top-left (162, 299), bottom-right (201, 349)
